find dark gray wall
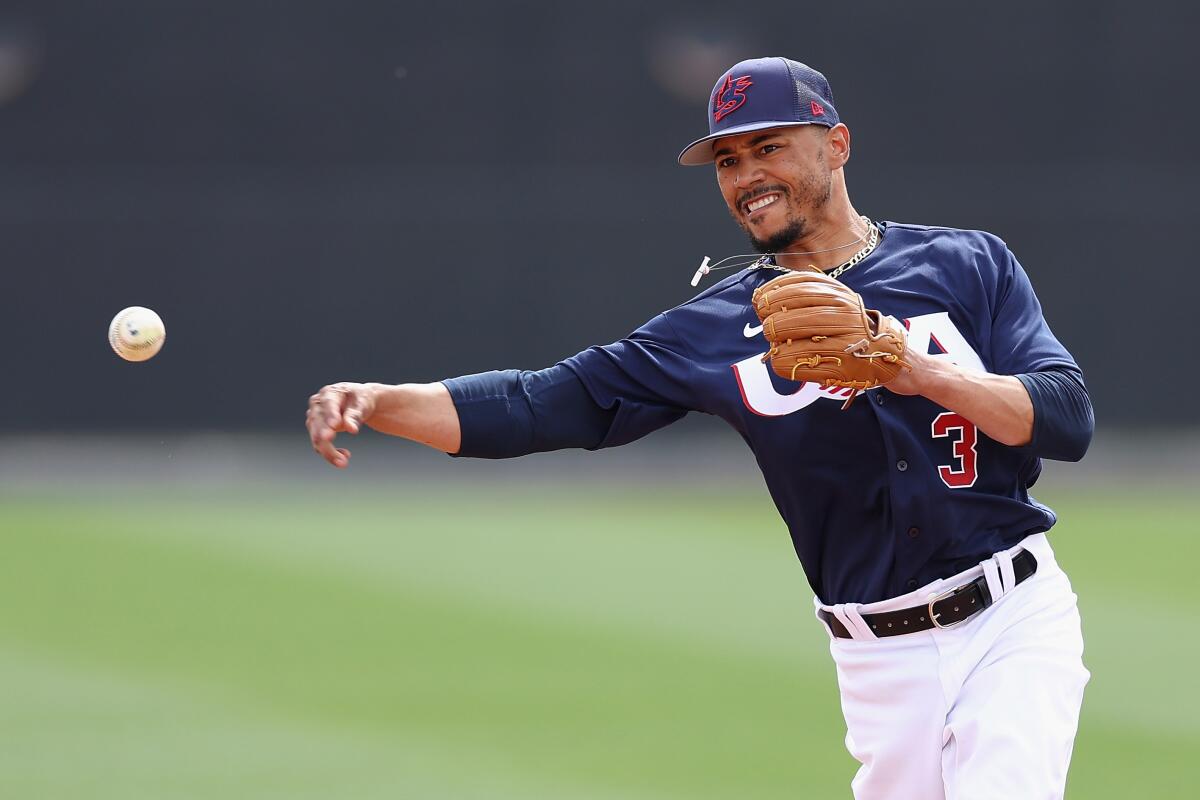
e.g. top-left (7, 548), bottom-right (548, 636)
top-left (3, 0), bottom-right (1196, 430)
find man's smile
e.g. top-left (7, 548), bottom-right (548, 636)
top-left (745, 193), bottom-right (781, 215)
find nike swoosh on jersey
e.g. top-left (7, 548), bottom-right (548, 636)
top-left (743, 323), bottom-right (764, 337)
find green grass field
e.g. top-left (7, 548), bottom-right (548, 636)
top-left (1, 481), bottom-right (1196, 798)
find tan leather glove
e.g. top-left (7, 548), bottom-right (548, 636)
top-left (751, 269), bottom-right (910, 409)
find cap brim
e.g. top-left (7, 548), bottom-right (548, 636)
top-left (676, 120), bottom-right (823, 166)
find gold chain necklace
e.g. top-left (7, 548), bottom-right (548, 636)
top-left (759, 216), bottom-right (879, 280)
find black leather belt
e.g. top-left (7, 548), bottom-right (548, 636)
top-left (818, 549), bottom-right (1038, 639)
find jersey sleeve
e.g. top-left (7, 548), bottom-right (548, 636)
top-left (988, 246), bottom-right (1078, 375)
top-left (1015, 367), bottom-right (1094, 462)
top-left (444, 312), bottom-right (694, 458)
top-left (444, 365), bottom-right (617, 459)
top-left (561, 312), bottom-right (694, 448)
top-left (987, 242), bottom-right (1094, 461)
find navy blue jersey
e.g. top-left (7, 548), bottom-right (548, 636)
top-left (448, 222), bottom-right (1092, 604)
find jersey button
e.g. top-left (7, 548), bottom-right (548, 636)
top-left (875, 392), bottom-right (886, 405)
top-left (907, 579), bottom-right (919, 590)
top-left (907, 526), bottom-right (920, 539)
top-left (896, 459), bottom-right (909, 472)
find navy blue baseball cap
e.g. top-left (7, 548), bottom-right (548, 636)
top-left (677, 57), bottom-right (840, 166)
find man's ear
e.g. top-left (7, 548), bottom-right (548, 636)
top-left (827, 123), bottom-right (851, 168)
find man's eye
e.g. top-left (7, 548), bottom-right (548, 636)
top-left (718, 157), bottom-right (736, 169)
top-left (761, 144), bottom-right (780, 155)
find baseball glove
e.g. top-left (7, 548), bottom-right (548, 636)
top-left (751, 269), bottom-right (909, 409)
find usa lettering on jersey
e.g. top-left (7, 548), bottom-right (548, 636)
top-left (732, 311), bottom-right (984, 416)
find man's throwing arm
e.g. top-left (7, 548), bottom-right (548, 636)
top-left (306, 365), bottom-right (628, 468)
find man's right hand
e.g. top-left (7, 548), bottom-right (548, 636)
top-left (306, 382), bottom-right (379, 468)
top-left (305, 381), bottom-right (462, 467)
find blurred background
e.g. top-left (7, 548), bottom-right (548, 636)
top-left (2, 0), bottom-right (1197, 797)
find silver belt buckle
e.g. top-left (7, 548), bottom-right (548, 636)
top-left (927, 584), bottom-right (972, 630)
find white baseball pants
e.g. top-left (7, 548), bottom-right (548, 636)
top-left (816, 533), bottom-right (1089, 800)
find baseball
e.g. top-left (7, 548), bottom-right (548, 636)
top-left (108, 306), bottom-right (166, 362)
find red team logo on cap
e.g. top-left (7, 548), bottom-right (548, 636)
top-left (713, 73), bottom-right (753, 121)
top-left (810, 100), bottom-right (825, 116)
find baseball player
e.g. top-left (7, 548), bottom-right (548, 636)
top-left (306, 57), bottom-right (1093, 799)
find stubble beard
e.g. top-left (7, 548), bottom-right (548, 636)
top-left (737, 167), bottom-right (832, 255)
top-left (748, 216), bottom-right (809, 254)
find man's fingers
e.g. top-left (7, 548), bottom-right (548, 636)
top-left (321, 387), bottom-right (346, 431)
top-left (342, 393), bottom-right (372, 434)
top-left (317, 438), bottom-right (344, 466)
top-left (318, 442), bottom-right (350, 468)
top-left (307, 389), bottom-right (345, 466)
top-left (308, 410), bottom-right (344, 465)
top-left (307, 384), bottom-right (372, 467)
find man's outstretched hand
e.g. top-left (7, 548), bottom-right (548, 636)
top-left (306, 382), bottom-right (379, 468)
top-left (306, 381), bottom-right (462, 467)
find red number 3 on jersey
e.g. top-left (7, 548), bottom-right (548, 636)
top-left (931, 412), bottom-right (978, 488)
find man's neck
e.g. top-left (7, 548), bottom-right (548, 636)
top-left (772, 203), bottom-right (868, 272)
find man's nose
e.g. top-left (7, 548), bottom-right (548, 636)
top-left (734, 161), bottom-right (764, 189)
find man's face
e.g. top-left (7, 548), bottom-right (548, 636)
top-left (713, 126), bottom-right (834, 253)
